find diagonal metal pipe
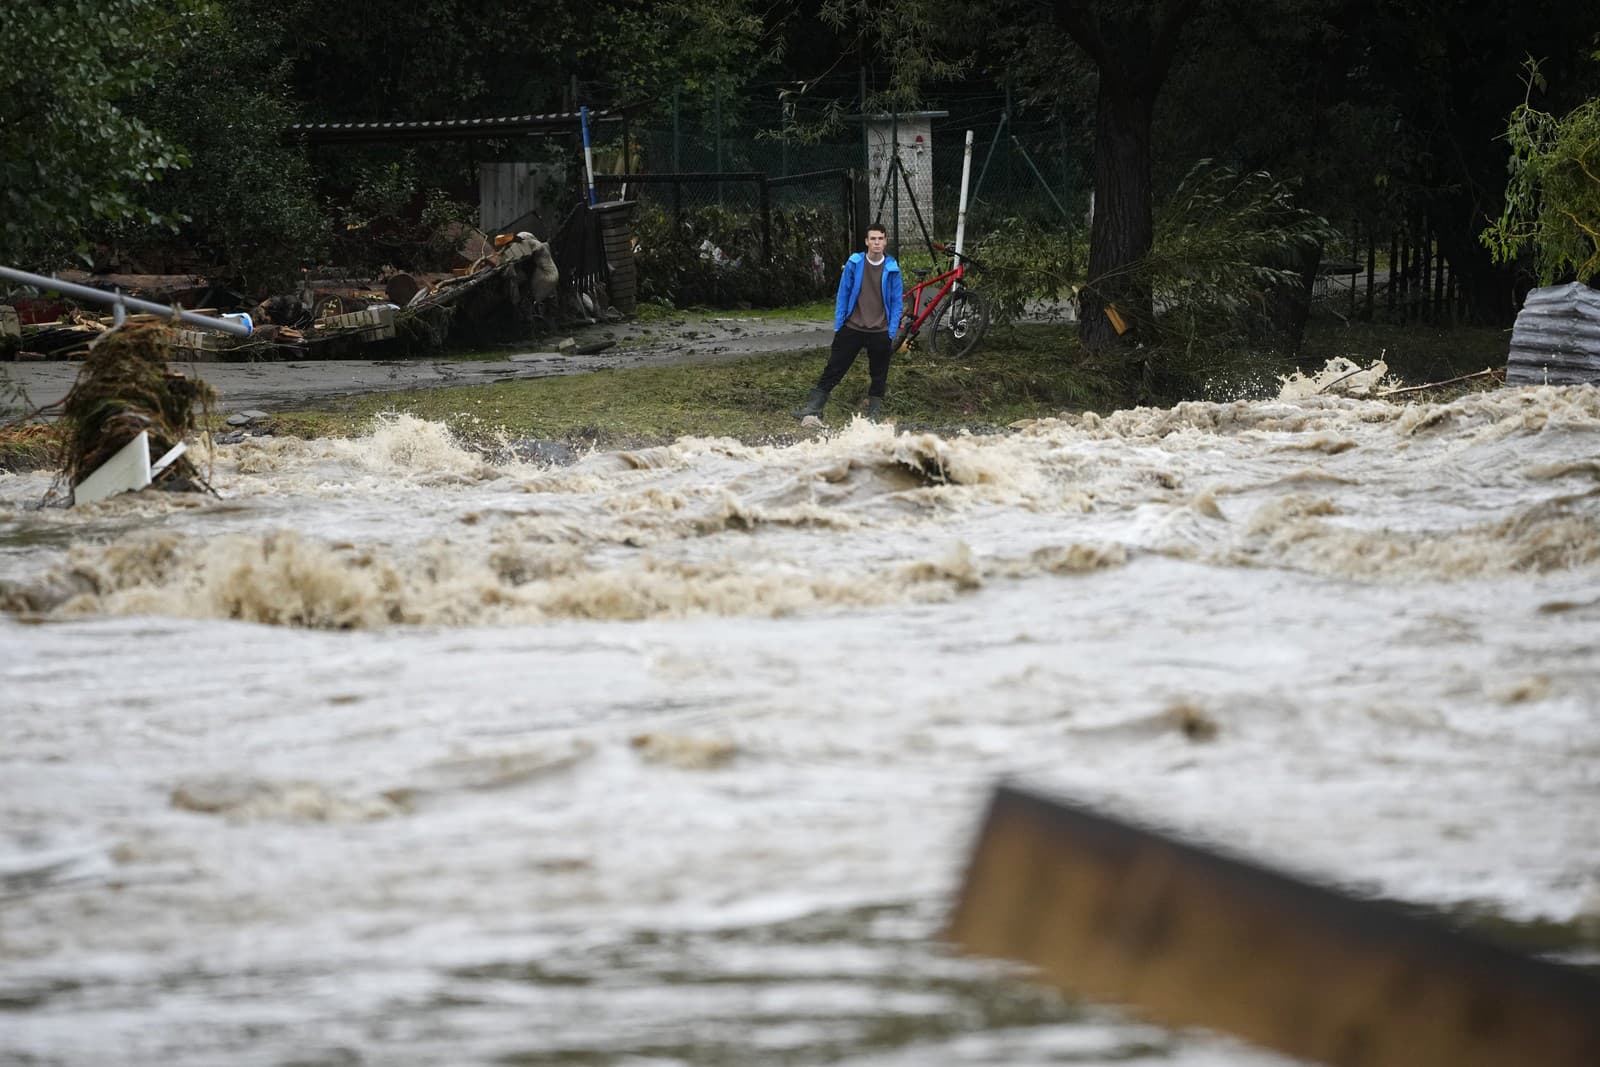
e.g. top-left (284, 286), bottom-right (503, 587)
top-left (0, 265), bottom-right (252, 337)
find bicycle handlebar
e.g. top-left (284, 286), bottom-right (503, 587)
top-left (933, 243), bottom-right (985, 271)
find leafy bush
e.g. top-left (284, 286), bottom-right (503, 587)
top-left (1144, 160), bottom-right (1338, 340)
top-left (329, 162), bottom-right (479, 278)
top-left (1481, 62), bottom-right (1600, 284)
top-left (114, 0), bottom-right (326, 293)
top-left (0, 0), bottom-right (198, 268)
top-left (966, 217), bottom-right (1082, 326)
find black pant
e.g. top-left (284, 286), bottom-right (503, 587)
top-left (817, 327), bottom-right (892, 398)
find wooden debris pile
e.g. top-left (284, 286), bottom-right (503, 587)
top-left (2, 230), bottom-right (563, 364)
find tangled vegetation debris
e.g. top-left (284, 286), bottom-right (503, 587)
top-left (60, 321), bottom-right (215, 492)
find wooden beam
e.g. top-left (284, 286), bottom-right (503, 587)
top-left (946, 785), bottom-right (1600, 1067)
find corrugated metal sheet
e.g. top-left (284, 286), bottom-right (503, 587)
top-left (1506, 282), bottom-right (1600, 385)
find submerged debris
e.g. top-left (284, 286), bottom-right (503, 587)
top-left (60, 321), bottom-right (215, 496)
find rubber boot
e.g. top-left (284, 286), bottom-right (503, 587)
top-left (792, 386), bottom-right (829, 419)
top-left (864, 395), bottom-right (884, 421)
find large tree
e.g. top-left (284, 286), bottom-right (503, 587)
top-left (117, 1), bottom-right (324, 290)
top-left (1050, 1), bottom-right (1202, 349)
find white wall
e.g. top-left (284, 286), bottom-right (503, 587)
top-left (864, 115), bottom-right (935, 250)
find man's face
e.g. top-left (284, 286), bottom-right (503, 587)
top-left (865, 230), bottom-right (887, 255)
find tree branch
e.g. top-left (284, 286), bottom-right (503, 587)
top-left (1143, 0), bottom-right (1202, 94)
top-left (1050, 1), bottom-right (1109, 71)
top-left (1053, 0), bottom-right (1202, 94)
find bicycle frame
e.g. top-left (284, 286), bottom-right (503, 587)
top-left (899, 259), bottom-right (969, 340)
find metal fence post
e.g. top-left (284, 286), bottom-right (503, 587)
top-left (759, 176), bottom-right (773, 304)
top-left (673, 88), bottom-right (681, 172)
top-left (842, 172), bottom-right (854, 253)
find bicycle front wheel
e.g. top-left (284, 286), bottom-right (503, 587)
top-left (928, 288), bottom-right (990, 359)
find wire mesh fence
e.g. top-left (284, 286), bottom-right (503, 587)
top-left (552, 82), bottom-right (1119, 314)
top-left (591, 169), bottom-right (854, 308)
top-left (565, 85), bottom-right (1487, 322)
top-left (585, 85), bottom-right (1091, 252)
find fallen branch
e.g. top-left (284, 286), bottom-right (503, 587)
top-left (1377, 367), bottom-right (1503, 398)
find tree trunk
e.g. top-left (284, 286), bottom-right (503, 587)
top-left (1258, 242), bottom-right (1321, 353)
top-left (1053, 1), bottom-right (1200, 354)
top-left (1432, 212), bottom-right (1522, 327)
top-left (1079, 84), bottom-right (1156, 351)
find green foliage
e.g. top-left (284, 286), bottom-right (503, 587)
top-left (324, 160), bottom-right (477, 277)
top-left (965, 161), bottom-right (1334, 348)
top-left (0, 0), bottom-right (198, 267)
top-left (1101, 161), bottom-right (1338, 398)
top-left (108, 1), bottom-right (324, 291)
top-left (1481, 61), bottom-right (1600, 284)
top-left (588, 0), bottom-right (779, 122)
top-left (967, 217), bottom-right (1082, 326)
top-left (1143, 160), bottom-right (1340, 341)
top-left (820, 0), bottom-right (975, 112)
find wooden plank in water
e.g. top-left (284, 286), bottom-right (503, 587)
top-left (945, 785), bottom-right (1600, 1067)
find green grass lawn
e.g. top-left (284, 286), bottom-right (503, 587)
top-left (266, 325), bottom-right (1118, 448)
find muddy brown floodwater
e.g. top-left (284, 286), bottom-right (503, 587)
top-left (3, 383), bottom-right (1598, 1066)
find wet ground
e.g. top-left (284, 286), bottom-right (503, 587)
top-left (2, 315), bottom-right (833, 417)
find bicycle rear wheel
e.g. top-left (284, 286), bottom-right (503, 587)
top-left (928, 288), bottom-right (990, 358)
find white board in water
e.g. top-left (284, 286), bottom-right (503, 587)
top-left (73, 430), bottom-right (151, 506)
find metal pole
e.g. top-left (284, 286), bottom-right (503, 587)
top-left (579, 106), bottom-right (597, 206)
top-left (859, 66), bottom-right (870, 176)
top-left (1060, 112), bottom-right (1075, 273)
top-left (759, 176), bottom-right (772, 302)
top-left (890, 109), bottom-right (899, 255)
top-left (1011, 135), bottom-right (1074, 226)
top-left (0, 266), bottom-right (252, 336)
top-left (780, 90), bottom-right (789, 177)
top-left (673, 88), bottom-right (681, 172)
top-left (974, 111), bottom-right (1007, 202)
top-left (1003, 83), bottom-right (1013, 196)
top-left (953, 130), bottom-right (975, 265)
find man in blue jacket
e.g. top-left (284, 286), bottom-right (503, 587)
top-left (793, 222), bottom-right (903, 421)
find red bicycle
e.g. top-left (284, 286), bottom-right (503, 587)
top-left (897, 242), bottom-right (992, 358)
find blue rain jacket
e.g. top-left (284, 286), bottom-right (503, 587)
top-left (833, 253), bottom-right (904, 340)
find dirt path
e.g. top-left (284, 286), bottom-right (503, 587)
top-left (3, 314), bottom-right (833, 417)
